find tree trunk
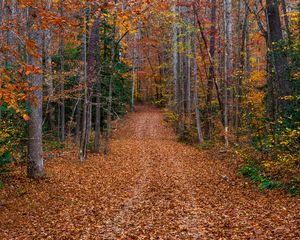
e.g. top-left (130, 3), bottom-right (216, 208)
top-left (281, 0), bottom-right (292, 44)
top-left (59, 0), bottom-right (65, 142)
top-left (44, 0), bottom-right (55, 131)
top-left (193, 16), bottom-right (204, 144)
top-left (266, 0), bottom-right (292, 116)
top-left (205, 0), bottom-right (217, 139)
top-left (75, 99), bottom-right (81, 142)
top-left (80, 12), bottom-right (101, 159)
top-left (187, 15), bottom-right (192, 129)
top-left (94, 24), bottom-right (102, 153)
top-left (27, 6), bottom-right (44, 178)
top-left (172, 4), bottom-right (179, 114)
top-left (131, 34), bottom-right (136, 112)
top-left (104, 73), bottom-right (113, 155)
top-left (235, 2), bottom-right (249, 142)
top-left (104, 20), bottom-right (116, 155)
top-left (224, 0), bottom-right (232, 147)
top-left (80, 12), bottom-right (88, 161)
top-left (94, 76), bottom-right (101, 153)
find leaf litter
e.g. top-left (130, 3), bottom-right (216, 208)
top-left (0, 105), bottom-right (299, 239)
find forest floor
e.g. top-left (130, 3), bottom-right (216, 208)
top-left (0, 105), bottom-right (300, 239)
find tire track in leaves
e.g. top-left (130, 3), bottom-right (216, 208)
top-left (101, 146), bottom-right (152, 239)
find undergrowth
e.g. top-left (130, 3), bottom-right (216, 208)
top-left (238, 163), bottom-right (299, 196)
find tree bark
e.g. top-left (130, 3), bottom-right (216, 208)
top-left (104, 19), bottom-right (116, 155)
top-left (266, 0), bottom-right (292, 116)
top-left (205, 0), bottom-right (217, 139)
top-left (224, 0), bottom-right (232, 147)
top-left (187, 14), bottom-right (192, 129)
top-left (80, 12), bottom-right (88, 161)
top-left (44, 0), bottom-right (55, 131)
top-left (94, 73), bottom-right (101, 153)
top-left (172, 4), bottom-right (179, 115)
top-left (281, 0), bottom-right (292, 44)
top-left (59, 0), bottom-right (65, 142)
top-left (93, 18), bottom-right (102, 153)
top-left (131, 34), bottom-right (136, 112)
top-left (235, 1), bottom-right (249, 142)
top-left (193, 16), bottom-right (204, 144)
top-left (27, 5), bottom-right (44, 178)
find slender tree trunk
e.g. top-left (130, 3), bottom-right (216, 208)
top-left (205, 0), bottom-right (217, 139)
top-left (281, 0), bottom-right (292, 44)
top-left (266, 47), bottom-right (277, 119)
top-left (104, 20), bottom-right (116, 155)
top-left (193, 16), bottom-right (204, 144)
top-left (10, 0), bottom-right (17, 63)
top-left (104, 73), bottom-right (113, 155)
top-left (235, 2), bottom-right (249, 142)
top-left (172, 4), bottom-right (179, 115)
top-left (93, 20), bottom-right (102, 153)
top-left (178, 6), bottom-right (185, 136)
top-left (224, 0), bottom-right (232, 147)
top-left (187, 15), bottom-right (192, 129)
top-left (131, 34), bottom-right (136, 112)
top-left (59, 0), bottom-right (65, 142)
top-left (75, 99), bottom-right (81, 142)
top-left (94, 74), bottom-right (101, 153)
top-left (44, 0), bottom-right (55, 131)
top-left (80, 12), bottom-right (88, 161)
top-left (27, 6), bottom-right (44, 178)
top-left (245, 10), bottom-right (251, 77)
top-left (131, 61), bottom-right (135, 111)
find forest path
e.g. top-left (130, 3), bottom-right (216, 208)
top-left (1, 105), bottom-right (299, 239)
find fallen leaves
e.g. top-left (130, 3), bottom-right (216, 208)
top-left (0, 106), bottom-right (299, 239)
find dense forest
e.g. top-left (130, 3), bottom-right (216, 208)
top-left (0, 0), bottom-right (300, 238)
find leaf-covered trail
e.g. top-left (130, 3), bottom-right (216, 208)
top-left (1, 105), bottom-right (300, 239)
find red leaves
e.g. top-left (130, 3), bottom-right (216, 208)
top-left (22, 113), bottom-right (31, 121)
top-left (24, 65), bottom-right (42, 76)
top-left (0, 65), bottom-right (38, 120)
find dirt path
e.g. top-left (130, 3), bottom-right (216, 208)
top-left (1, 105), bottom-right (299, 239)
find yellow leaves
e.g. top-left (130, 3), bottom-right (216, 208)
top-left (280, 95), bottom-right (295, 101)
top-left (87, 18), bottom-right (95, 27)
top-left (0, 132), bottom-right (10, 140)
top-left (22, 114), bottom-right (30, 121)
top-left (288, 11), bottom-right (300, 22)
top-left (52, 0), bottom-right (59, 6)
top-left (249, 57), bottom-right (256, 65)
top-left (292, 71), bottom-right (300, 78)
top-left (248, 70), bottom-right (265, 83)
top-left (118, 11), bottom-right (129, 21)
